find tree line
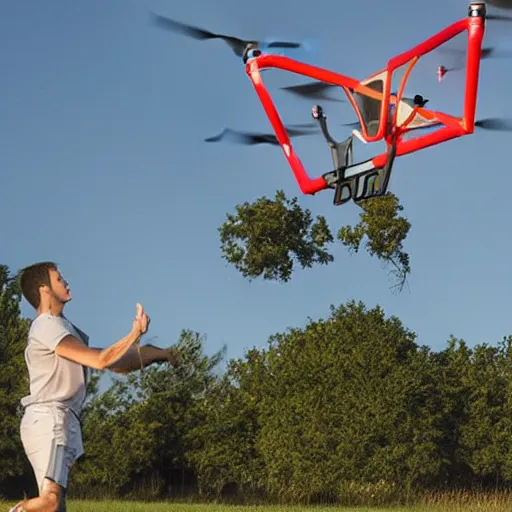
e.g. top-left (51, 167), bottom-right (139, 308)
top-left (2, 256), bottom-right (512, 504)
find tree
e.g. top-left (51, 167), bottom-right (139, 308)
top-left (254, 301), bottom-right (442, 503)
top-left (338, 193), bottom-right (411, 291)
top-left (185, 301), bottom-right (454, 504)
top-left (0, 264), bottom-right (31, 498)
top-left (71, 330), bottom-right (226, 499)
top-left (456, 338), bottom-right (512, 488)
top-left (186, 348), bottom-right (268, 499)
top-left (428, 337), bottom-right (474, 487)
top-left (220, 190), bottom-right (411, 290)
top-left (219, 190), bottom-right (334, 282)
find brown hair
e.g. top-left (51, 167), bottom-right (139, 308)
top-left (18, 261), bottom-right (58, 309)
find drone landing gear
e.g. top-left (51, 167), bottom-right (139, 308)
top-left (312, 105), bottom-right (354, 205)
top-left (312, 104), bottom-right (396, 206)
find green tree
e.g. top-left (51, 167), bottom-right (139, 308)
top-left (185, 301), bottom-right (453, 504)
top-left (186, 348), bottom-right (267, 498)
top-left (457, 337), bottom-right (512, 488)
top-left (71, 330), bottom-right (225, 499)
top-left (338, 193), bottom-right (411, 291)
top-left (219, 190), bottom-right (333, 282)
top-left (220, 190), bottom-right (411, 290)
top-left (428, 337), bottom-right (474, 487)
top-left (0, 264), bottom-right (31, 497)
top-left (255, 301), bottom-right (442, 503)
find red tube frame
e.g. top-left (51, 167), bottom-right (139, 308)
top-left (244, 8), bottom-right (485, 195)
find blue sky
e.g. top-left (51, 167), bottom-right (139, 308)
top-left (3, 0), bottom-right (512, 386)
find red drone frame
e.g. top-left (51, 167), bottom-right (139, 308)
top-left (243, 2), bottom-right (486, 205)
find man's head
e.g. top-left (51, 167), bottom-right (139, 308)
top-left (19, 261), bottom-right (72, 311)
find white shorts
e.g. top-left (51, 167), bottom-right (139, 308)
top-left (20, 404), bottom-right (83, 491)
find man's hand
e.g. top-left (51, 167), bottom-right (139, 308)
top-left (132, 303), bottom-right (150, 336)
top-left (139, 344), bottom-right (180, 368)
top-left (163, 346), bottom-right (180, 368)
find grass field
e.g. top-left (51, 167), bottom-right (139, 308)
top-left (2, 495), bottom-right (512, 512)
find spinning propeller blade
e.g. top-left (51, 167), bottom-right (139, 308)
top-left (205, 124), bottom-right (317, 145)
top-left (437, 44), bottom-right (512, 80)
top-left (340, 121), bottom-right (361, 129)
top-left (151, 14), bottom-right (303, 57)
top-left (280, 81), bottom-right (345, 102)
top-left (486, 13), bottom-right (512, 21)
top-left (266, 41), bottom-right (302, 49)
top-left (474, 118), bottom-right (512, 131)
top-left (486, 0), bottom-right (512, 10)
top-left (439, 46), bottom-right (512, 60)
top-left (337, 116), bottom-right (512, 134)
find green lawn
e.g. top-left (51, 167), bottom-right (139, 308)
top-left (2, 501), bottom-right (512, 512)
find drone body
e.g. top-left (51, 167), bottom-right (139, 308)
top-left (151, 3), bottom-right (512, 207)
top-left (239, 1), bottom-right (511, 206)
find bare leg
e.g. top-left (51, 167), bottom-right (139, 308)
top-left (10, 480), bottom-right (64, 512)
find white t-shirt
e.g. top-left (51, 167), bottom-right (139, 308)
top-left (21, 313), bottom-right (90, 417)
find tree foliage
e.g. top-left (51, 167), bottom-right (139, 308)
top-left (0, 265), bottom-right (31, 498)
top-left (70, 330), bottom-right (226, 499)
top-left (3, 261), bottom-right (512, 505)
top-left (219, 190), bottom-right (334, 282)
top-left (219, 189), bottom-right (411, 290)
top-left (185, 348), bottom-right (267, 498)
top-left (338, 193), bottom-right (411, 291)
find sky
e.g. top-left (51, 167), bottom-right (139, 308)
top-left (3, 0), bottom-right (512, 389)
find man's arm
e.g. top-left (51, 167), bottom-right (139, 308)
top-left (108, 344), bottom-right (180, 373)
top-left (55, 328), bottom-right (143, 370)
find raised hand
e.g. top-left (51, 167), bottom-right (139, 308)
top-left (132, 303), bottom-right (150, 335)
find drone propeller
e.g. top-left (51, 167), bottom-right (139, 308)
top-left (151, 14), bottom-right (303, 57)
top-left (439, 45), bottom-right (512, 61)
top-left (437, 46), bottom-right (512, 79)
top-left (338, 117), bottom-right (512, 133)
top-left (479, 47), bottom-right (512, 58)
top-left (204, 124), bottom-right (318, 145)
top-left (282, 83), bottom-right (428, 104)
top-left (474, 118), bottom-right (512, 131)
top-left (280, 81), bottom-right (345, 102)
top-left (487, 13), bottom-right (512, 21)
top-left (486, 0), bottom-right (512, 8)
top-left (340, 121), bottom-right (362, 129)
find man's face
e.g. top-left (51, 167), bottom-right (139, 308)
top-left (48, 268), bottom-right (72, 303)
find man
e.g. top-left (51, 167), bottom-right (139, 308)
top-left (9, 261), bottom-right (178, 512)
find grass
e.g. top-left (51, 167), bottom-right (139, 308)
top-left (3, 493), bottom-right (512, 512)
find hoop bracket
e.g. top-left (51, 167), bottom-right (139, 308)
top-left (324, 139), bottom-right (397, 206)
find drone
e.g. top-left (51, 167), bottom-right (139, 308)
top-left (153, 3), bottom-right (512, 206)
